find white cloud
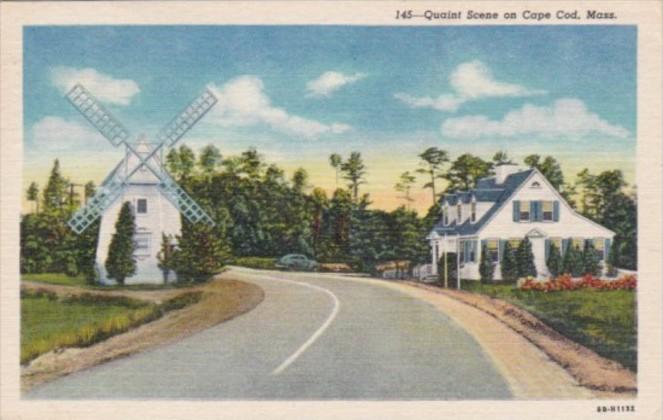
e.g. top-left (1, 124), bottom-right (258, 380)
top-left (441, 98), bottom-right (630, 139)
top-left (30, 116), bottom-right (106, 150)
top-left (207, 75), bottom-right (351, 138)
top-left (395, 60), bottom-right (545, 112)
top-left (306, 71), bottom-right (366, 97)
top-left (51, 66), bottom-right (140, 106)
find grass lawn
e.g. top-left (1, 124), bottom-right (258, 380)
top-left (21, 273), bottom-right (87, 287)
top-left (461, 282), bottom-right (637, 371)
top-left (20, 290), bottom-right (202, 364)
top-left (21, 293), bottom-right (155, 364)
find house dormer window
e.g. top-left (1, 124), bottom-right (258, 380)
top-left (457, 203), bottom-right (462, 221)
top-left (443, 207), bottom-right (449, 225)
top-left (471, 201), bottom-right (477, 222)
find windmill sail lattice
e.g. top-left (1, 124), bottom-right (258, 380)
top-left (66, 83), bottom-right (217, 234)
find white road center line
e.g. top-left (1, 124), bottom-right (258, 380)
top-left (263, 275), bottom-right (341, 375)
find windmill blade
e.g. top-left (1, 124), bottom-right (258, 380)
top-left (66, 84), bottom-right (130, 147)
top-left (68, 170), bottom-right (126, 233)
top-left (155, 89), bottom-right (217, 147)
top-left (157, 171), bottom-right (215, 226)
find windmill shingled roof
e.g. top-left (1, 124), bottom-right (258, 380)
top-left (434, 169), bottom-right (535, 236)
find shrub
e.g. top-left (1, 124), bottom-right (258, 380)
top-left (501, 242), bottom-right (519, 283)
top-left (105, 202), bottom-right (136, 285)
top-left (520, 274), bottom-right (636, 292)
top-left (479, 244), bottom-right (494, 284)
top-left (231, 256), bottom-right (277, 270)
top-left (546, 243), bottom-right (563, 277)
top-left (582, 241), bottom-right (601, 277)
top-left (437, 252), bottom-right (458, 288)
top-left (516, 237), bottom-right (537, 278)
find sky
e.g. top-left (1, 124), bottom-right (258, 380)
top-left (23, 25), bottom-right (636, 213)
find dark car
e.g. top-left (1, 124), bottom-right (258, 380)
top-left (275, 254), bottom-right (319, 271)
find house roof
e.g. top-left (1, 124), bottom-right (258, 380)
top-left (434, 169), bottom-right (535, 236)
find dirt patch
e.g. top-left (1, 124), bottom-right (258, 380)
top-left (405, 282), bottom-right (636, 394)
top-left (21, 276), bottom-right (264, 392)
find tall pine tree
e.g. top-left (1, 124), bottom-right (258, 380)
top-left (500, 241), bottom-right (519, 283)
top-left (105, 202), bottom-right (136, 284)
top-left (546, 242), bottom-right (563, 278)
top-left (479, 244), bottom-right (494, 284)
top-left (516, 237), bottom-right (537, 278)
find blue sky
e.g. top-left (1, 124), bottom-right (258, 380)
top-left (23, 25), bottom-right (636, 211)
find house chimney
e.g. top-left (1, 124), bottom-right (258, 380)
top-left (495, 163), bottom-right (520, 185)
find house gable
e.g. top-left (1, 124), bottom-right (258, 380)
top-left (479, 169), bottom-right (615, 239)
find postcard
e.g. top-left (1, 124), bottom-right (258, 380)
top-left (1, 1), bottom-right (661, 419)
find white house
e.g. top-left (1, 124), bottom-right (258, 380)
top-left (426, 163), bottom-right (615, 281)
top-left (95, 141), bottom-right (181, 285)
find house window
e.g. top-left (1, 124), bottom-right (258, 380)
top-left (468, 241), bottom-right (476, 262)
top-left (457, 204), bottom-right (462, 221)
top-left (443, 208), bottom-right (448, 225)
top-left (485, 239), bottom-right (499, 263)
top-left (134, 232), bottom-right (151, 256)
top-left (542, 201), bottom-right (554, 221)
top-left (509, 238), bottom-right (522, 249)
top-left (571, 238), bottom-right (585, 250)
top-left (593, 238), bottom-right (605, 259)
top-left (519, 201), bottom-right (531, 221)
top-left (137, 198), bottom-right (148, 214)
top-left (531, 181), bottom-right (541, 189)
top-left (550, 237), bottom-right (563, 251)
top-left (471, 202), bottom-right (477, 222)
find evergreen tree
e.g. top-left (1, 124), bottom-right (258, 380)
top-left (582, 241), bottom-right (601, 276)
top-left (606, 239), bottom-right (620, 277)
top-left (27, 182), bottom-right (39, 213)
top-left (157, 233), bottom-right (176, 282)
top-left (438, 252), bottom-right (458, 288)
top-left (84, 181), bottom-right (96, 204)
top-left (173, 219), bottom-right (231, 282)
top-left (500, 241), bottom-right (519, 283)
top-left (105, 202), bottom-right (136, 285)
top-left (42, 159), bottom-right (68, 215)
top-left (340, 152), bottom-right (366, 202)
top-left (416, 147), bottom-right (449, 206)
top-left (198, 144), bottom-right (222, 176)
top-left (394, 171), bottom-right (416, 209)
top-left (546, 242), bottom-right (563, 278)
top-left (516, 237), bottom-right (537, 278)
top-left (562, 244), bottom-right (583, 277)
top-left (329, 154), bottom-right (342, 189)
top-left (479, 244), bottom-right (494, 284)
top-left (444, 153), bottom-right (492, 193)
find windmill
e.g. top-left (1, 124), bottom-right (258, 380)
top-left (65, 83), bottom-right (217, 284)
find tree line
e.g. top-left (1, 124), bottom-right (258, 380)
top-left (20, 144), bottom-right (637, 283)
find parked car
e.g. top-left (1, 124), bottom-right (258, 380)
top-left (275, 254), bottom-right (319, 271)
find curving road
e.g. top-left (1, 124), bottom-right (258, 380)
top-left (26, 267), bottom-right (512, 400)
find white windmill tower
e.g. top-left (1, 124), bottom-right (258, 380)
top-left (65, 84), bottom-right (217, 285)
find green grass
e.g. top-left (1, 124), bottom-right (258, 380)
top-left (461, 281), bottom-right (637, 371)
top-left (21, 273), bottom-right (87, 287)
top-left (20, 290), bottom-right (203, 365)
top-left (230, 256), bottom-right (277, 270)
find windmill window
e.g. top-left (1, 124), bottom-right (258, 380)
top-left (137, 198), bottom-right (148, 214)
top-left (134, 233), bottom-right (151, 256)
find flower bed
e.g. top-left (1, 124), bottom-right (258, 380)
top-left (520, 274), bottom-right (636, 292)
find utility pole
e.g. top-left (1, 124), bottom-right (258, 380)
top-left (443, 233), bottom-right (448, 288)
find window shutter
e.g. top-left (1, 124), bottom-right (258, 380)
top-left (562, 238), bottom-right (570, 255)
top-left (499, 240), bottom-right (506, 261)
top-left (537, 201), bottom-right (544, 221)
top-left (553, 201), bottom-right (560, 221)
top-left (605, 238), bottom-right (612, 260)
top-left (473, 241), bottom-right (478, 262)
top-left (530, 201), bottom-right (536, 222)
top-left (545, 239), bottom-right (551, 260)
top-left (513, 201), bottom-right (520, 222)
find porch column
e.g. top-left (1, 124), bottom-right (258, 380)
top-left (431, 240), bottom-right (438, 275)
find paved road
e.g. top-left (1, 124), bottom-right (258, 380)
top-left (27, 268), bottom-right (512, 400)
